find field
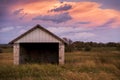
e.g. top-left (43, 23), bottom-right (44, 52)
top-left (0, 47), bottom-right (120, 80)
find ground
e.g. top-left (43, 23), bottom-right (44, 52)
top-left (0, 47), bottom-right (120, 80)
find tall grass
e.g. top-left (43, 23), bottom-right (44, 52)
top-left (0, 47), bottom-right (120, 80)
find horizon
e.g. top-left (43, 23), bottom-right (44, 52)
top-left (0, 0), bottom-right (120, 44)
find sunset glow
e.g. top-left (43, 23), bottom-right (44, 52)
top-left (0, 0), bottom-right (120, 43)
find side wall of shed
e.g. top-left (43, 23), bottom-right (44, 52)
top-left (13, 43), bottom-right (20, 65)
top-left (59, 43), bottom-right (64, 64)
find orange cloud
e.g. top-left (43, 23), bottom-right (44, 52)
top-left (68, 2), bottom-right (120, 28)
top-left (11, 1), bottom-right (120, 28)
top-left (12, 0), bottom-right (58, 15)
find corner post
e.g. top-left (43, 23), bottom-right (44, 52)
top-left (59, 43), bottom-right (64, 64)
top-left (13, 43), bottom-right (20, 65)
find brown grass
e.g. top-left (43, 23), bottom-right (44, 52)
top-left (0, 47), bottom-right (120, 80)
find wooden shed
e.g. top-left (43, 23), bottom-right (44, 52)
top-left (9, 24), bottom-right (66, 65)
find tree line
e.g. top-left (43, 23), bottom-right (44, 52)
top-left (63, 38), bottom-right (120, 52)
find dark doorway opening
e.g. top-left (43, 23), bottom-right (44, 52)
top-left (20, 43), bottom-right (59, 64)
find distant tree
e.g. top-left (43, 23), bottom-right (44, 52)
top-left (106, 42), bottom-right (117, 47)
top-left (63, 37), bottom-right (74, 52)
top-left (116, 44), bottom-right (120, 51)
top-left (98, 43), bottom-right (105, 47)
top-left (63, 37), bottom-right (73, 45)
top-left (64, 40), bottom-right (120, 52)
top-left (0, 48), bottom-right (2, 53)
top-left (116, 43), bottom-right (120, 47)
top-left (72, 41), bottom-right (85, 51)
top-left (65, 44), bottom-right (73, 52)
top-left (84, 46), bottom-right (92, 51)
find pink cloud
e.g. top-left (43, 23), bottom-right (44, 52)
top-left (9, 1), bottom-right (120, 28)
top-left (68, 2), bottom-right (120, 28)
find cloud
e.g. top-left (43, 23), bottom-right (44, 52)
top-left (59, 0), bottom-right (81, 2)
top-left (67, 32), bottom-right (96, 40)
top-left (65, 1), bottom-right (120, 28)
top-left (0, 27), bottom-right (14, 33)
top-left (14, 0), bottom-right (58, 15)
top-left (50, 4), bottom-right (72, 12)
top-left (47, 26), bottom-right (91, 34)
top-left (13, 8), bottom-right (24, 15)
top-left (1, 0), bottom-right (120, 28)
top-left (97, 18), bottom-right (117, 28)
top-left (89, 0), bottom-right (120, 10)
top-left (0, 4), bottom-right (12, 22)
top-left (0, 0), bottom-right (120, 43)
top-left (59, 0), bottom-right (120, 10)
top-left (0, 0), bottom-right (53, 5)
top-left (47, 26), bottom-right (95, 41)
top-left (32, 12), bottom-right (72, 23)
top-left (77, 21), bottom-right (90, 24)
top-left (13, 8), bottom-right (28, 20)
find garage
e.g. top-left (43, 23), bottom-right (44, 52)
top-left (9, 24), bottom-right (66, 65)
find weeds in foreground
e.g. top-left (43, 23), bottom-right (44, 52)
top-left (0, 48), bottom-right (120, 80)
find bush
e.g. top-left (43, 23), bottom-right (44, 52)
top-left (116, 46), bottom-right (120, 51)
top-left (65, 44), bottom-right (74, 52)
top-left (84, 46), bottom-right (92, 51)
top-left (0, 48), bottom-right (3, 53)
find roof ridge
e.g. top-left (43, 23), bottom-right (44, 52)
top-left (9, 24), bottom-right (67, 44)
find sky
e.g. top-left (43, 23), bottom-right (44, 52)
top-left (0, 0), bottom-right (120, 43)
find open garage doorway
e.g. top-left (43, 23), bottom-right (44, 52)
top-left (19, 43), bottom-right (59, 64)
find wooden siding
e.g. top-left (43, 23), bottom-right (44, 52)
top-left (15, 28), bottom-right (61, 43)
top-left (13, 43), bottom-right (20, 65)
top-left (11, 25), bottom-right (65, 65)
top-left (59, 43), bottom-right (64, 64)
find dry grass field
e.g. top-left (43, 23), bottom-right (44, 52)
top-left (0, 47), bottom-right (120, 80)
